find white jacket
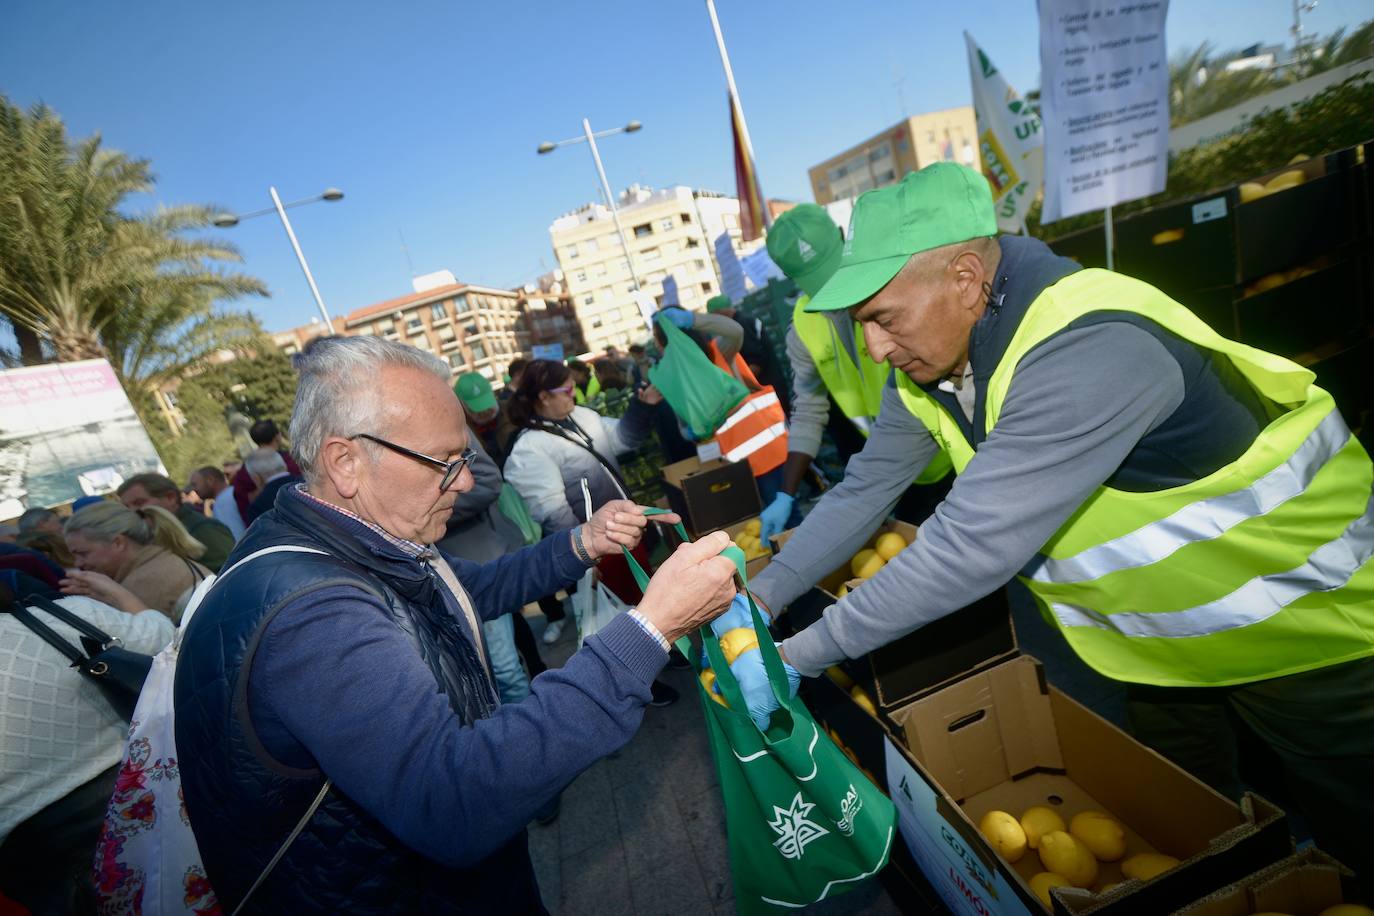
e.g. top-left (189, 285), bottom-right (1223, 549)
top-left (504, 404), bottom-right (650, 534)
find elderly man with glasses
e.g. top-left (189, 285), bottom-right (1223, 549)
top-left (174, 336), bottom-right (739, 914)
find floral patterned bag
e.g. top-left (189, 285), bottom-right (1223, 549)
top-left (94, 546), bottom-right (331, 915)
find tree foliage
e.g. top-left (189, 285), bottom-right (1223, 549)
top-left (0, 96), bottom-right (266, 384)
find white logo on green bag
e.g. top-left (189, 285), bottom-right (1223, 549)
top-left (837, 784), bottom-right (862, 836)
top-left (769, 793), bottom-right (830, 860)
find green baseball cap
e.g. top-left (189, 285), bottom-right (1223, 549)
top-left (453, 372), bottom-right (496, 413)
top-left (805, 163), bottom-right (997, 312)
top-left (766, 203), bottom-right (842, 297)
top-left (705, 295), bottom-right (734, 313)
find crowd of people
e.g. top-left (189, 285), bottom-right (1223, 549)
top-left (2, 159), bottom-right (1371, 913)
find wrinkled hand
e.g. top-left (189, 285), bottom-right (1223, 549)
top-left (660, 307), bottom-right (695, 330)
top-left (60, 569), bottom-right (148, 614)
top-left (638, 531), bottom-right (738, 644)
top-left (730, 646), bottom-right (801, 730)
top-left (637, 384), bottom-right (664, 406)
top-left (579, 500), bottom-right (680, 560)
top-left (758, 491), bottom-right (795, 542)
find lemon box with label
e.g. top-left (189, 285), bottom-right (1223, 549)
top-left (660, 456), bottom-right (760, 536)
top-left (1169, 847), bottom-right (1366, 916)
top-left (883, 655), bottom-right (1290, 915)
top-left (773, 519), bottom-right (1017, 713)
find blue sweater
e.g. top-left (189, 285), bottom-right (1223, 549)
top-left (246, 527), bottom-right (668, 870)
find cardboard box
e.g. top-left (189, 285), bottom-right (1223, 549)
top-left (773, 519), bottom-right (1018, 710)
top-left (1171, 847), bottom-right (1362, 916)
top-left (883, 655), bottom-right (1290, 915)
top-left (661, 456), bottom-right (760, 536)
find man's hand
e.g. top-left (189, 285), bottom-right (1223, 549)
top-left (730, 646), bottom-right (801, 730)
top-left (638, 531), bottom-right (738, 644)
top-left (758, 491), bottom-right (795, 542)
top-left (579, 500), bottom-right (681, 559)
top-left (637, 384), bottom-right (664, 406)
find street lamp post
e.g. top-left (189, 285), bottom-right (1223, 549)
top-left (213, 187), bottom-right (343, 329)
top-left (537, 119), bottom-right (644, 293)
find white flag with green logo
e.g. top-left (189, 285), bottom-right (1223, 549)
top-left (965, 31), bottom-right (1043, 233)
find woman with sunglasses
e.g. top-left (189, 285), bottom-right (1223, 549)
top-left (504, 360), bottom-right (685, 705)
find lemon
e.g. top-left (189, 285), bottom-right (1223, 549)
top-left (835, 584), bottom-right (849, 599)
top-left (977, 810), bottom-right (1027, 863)
top-left (824, 666), bottom-right (855, 691)
top-left (1120, 852), bottom-right (1179, 881)
top-left (1020, 806), bottom-right (1066, 850)
top-left (1029, 872), bottom-right (1070, 908)
top-left (718, 627), bottom-right (759, 664)
top-left (700, 670), bottom-right (728, 707)
top-left (1151, 228), bottom-right (1185, 245)
top-left (851, 549), bottom-right (885, 579)
top-left (1319, 907), bottom-right (1374, 916)
top-left (849, 686), bottom-right (877, 716)
top-left (1069, 811), bottom-right (1126, 862)
top-left (1264, 169), bottom-right (1305, 192)
top-left (874, 531), bottom-right (908, 560)
top-left (1239, 181), bottom-right (1269, 203)
top-left (744, 519), bottom-right (761, 537)
top-left (1038, 830), bottom-right (1098, 888)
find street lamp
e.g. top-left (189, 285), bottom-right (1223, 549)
top-left (536, 120), bottom-right (644, 293)
top-left (212, 187), bottom-right (344, 328)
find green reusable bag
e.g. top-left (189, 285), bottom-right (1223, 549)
top-left (647, 315), bottom-right (749, 437)
top-left (624, 513), bottom-right (896, 913)
top-left (497, 482), bottom-right (542, 545)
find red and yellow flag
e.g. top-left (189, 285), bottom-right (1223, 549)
top-left (730, 93), bottom-right (768, 242)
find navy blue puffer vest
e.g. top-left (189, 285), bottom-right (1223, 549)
top-left (174, 486), bottom-right (543, 914)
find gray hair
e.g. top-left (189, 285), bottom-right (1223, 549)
top-left (17, 507), bottom-right (58, 532)
top-left (289, 335), bottom-right (450, 483)
top-left (244, 447), bottom-right (288, 480)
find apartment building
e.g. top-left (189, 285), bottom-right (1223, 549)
top-left (548, 185), bottom-right (759, 353)
top-left (808, 107), bottom-right (980, 205)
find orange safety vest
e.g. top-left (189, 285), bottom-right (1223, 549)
top-left (707, 341), bottom-right (788, 477)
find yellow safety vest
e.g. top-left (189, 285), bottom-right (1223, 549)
top-left (574, 374), bottom-right (601, 405)
top-left (792, 294), bottom-right (952, 484)
top-left (896, 268), bottom-right (1374, 687)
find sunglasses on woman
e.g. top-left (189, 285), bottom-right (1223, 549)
top-left (547, 386), bottom-right (575, 396)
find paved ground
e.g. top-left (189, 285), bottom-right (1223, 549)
top-left (524, 611), bottom-right (906, 916)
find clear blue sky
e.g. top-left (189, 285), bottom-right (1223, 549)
top-left (3, 0), bottom-right (1366, 334)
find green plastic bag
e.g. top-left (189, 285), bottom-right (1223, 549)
top-left (624, 514), bottom-right (896, 912)
top-left (647, 316), bottom-right (749, 436)
top-left (497, 482), bottom-right (542, 545)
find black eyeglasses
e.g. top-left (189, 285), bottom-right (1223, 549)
top-left (350, 434), bottom-right (478, 491)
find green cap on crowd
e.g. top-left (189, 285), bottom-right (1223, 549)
top-left (705, 295), bottom-right (734, 313)
top-left (805, 163), bottom-right (997, 312)
top-left (453, 372), bottom-right (497, 413)
top-left (766, 203), bottom-right (843, 298)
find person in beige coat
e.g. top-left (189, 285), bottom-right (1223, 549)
top-left (61, 502), bottom-right (211, 622)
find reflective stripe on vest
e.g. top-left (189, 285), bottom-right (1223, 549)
top-left (896, 267), bottom-right (1374, 687)
top-left (708, 342), bottom-right (788, 477)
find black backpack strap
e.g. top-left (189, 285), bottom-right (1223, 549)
top-left (15, 593), bottom-right (121, 649)
top-left (5, 602), bottom-right (90, 667)
top-left (529, 419), bottom-right (631, 500)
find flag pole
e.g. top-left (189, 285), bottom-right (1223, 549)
top-left (1104, 204), bottom-right (1115, 270)
top-left (705, 0), bottom-right (771, 230)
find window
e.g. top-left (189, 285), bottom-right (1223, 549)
top-left (480, 365), bottom-right (497, 379)
top-left (430, 302), bottom-right (448, 320)
top-left (659, 217), bottom-right (675, 231)
top-left (869, 144), bottom-right (891, 162)
top-left (680, 212), bottom-right (692, 224)
top-left (449, 353), bottom-right (466, 369)
top-left (471, 342), bottom-right (486, 361)
top-left (686, 237), bottom-right (700, 248)
top-left (575, 270), bottom-right (588, 283)
top-left (701, 282), bottom-right (713, 294)
top-left (633, 223), bottom-right (653, 238)
top-left (641, 247), bottom-right (661, 263)
top-left (413, 337), bottom-right (431, 351)
top-left (375, 319), bottom-right (393, 333)
top-left (876, 169), bottom-right (896, 183)
top-left (681, 286), bottom-right (697, 301)
top-left (693, 259), bottom-right (707, 270)
top-left (462, 322), bottom-right (477, 336)
top-left (407, 317), bottom-right (422, 332)
top-left (591, 262), bottom-right (607, 278)
top-left (582, 293), bottom-right (595, 305)
top-left (454, 295), bottom-right (470, 313)
top-left (591, 317), bottom-right (603, 328)
top-left (438, 325), bottom-right (455, 342)
top-left (563, 245), bottom-right (579, 260)
top-left (582, 238), bottom-right (599, 255)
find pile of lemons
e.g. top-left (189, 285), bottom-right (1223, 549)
top-left (835, 530), bottom-right (910, 598)
top-left (731, 519), bottom-right (769, 561)
top-left (978, 806), bottom-right (1182, 907)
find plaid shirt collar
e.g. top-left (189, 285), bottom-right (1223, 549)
top-left (293, 484), bottom-right (434, 561)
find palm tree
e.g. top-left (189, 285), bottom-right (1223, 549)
top-left (1297, 20), bottom-right (1374, 79)
top-left (0, 97), bottom-right (265, 375)
top-left (1170, 41), bottom-right (1278, 126)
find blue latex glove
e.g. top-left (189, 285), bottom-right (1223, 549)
top-left (729, 646), bottom-right (801, 731)
top-left (759, 491), bottom-right (796, 542)
top-left (660, 307), bottom-right (694, 330)
top-left (710, 593), bottom-right (753, 638)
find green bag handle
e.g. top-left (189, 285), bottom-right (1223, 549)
top-left (620, 508), bottom-right (793, 732)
